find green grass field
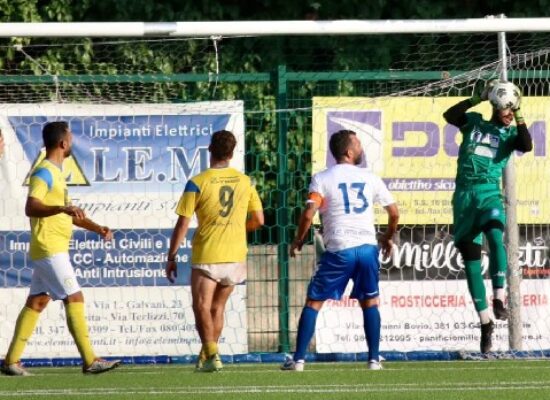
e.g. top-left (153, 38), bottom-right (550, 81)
top-left (1, 360), bottom-right (550, 400)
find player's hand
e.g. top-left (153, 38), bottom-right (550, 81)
top-left (165, 259), bottom-right (177, 283)
top-left (289, 239), bottom-right (304, 258)
top-left (62, 205), bottom-right (86, 219)
top-left (98, 226), bottom-right (113, 240)
top-left (513, 107), bottom-right (525, 124)
top-left (378, 235), bottom-right (394, 258)
top-left (480, 79), bottom-right (498, 101)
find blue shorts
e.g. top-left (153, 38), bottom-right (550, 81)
top-left (307, 244), bottom-right (380, 301)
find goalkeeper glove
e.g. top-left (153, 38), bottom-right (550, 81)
top-left (512, 89), bottom-right (523, 123)
top-left (471, 79), bottom-right (496, 106)
top-left (480, 79), bottom-right (499, 101)
top-left (513, 107), bottom-right (525, 124)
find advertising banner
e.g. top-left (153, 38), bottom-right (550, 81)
top-left (0, 102), bottom-right (247, 358)
top-left (312, 97), bottom-right (549, 224)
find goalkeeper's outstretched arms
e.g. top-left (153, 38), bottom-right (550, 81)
top-left (443, 80), bottom-right (496, 127)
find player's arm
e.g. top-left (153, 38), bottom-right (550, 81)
top-left (379, 203), bottom-right (399, 257)
top-left (514, 122), bottom-right (533, 153)
top-left (246, 185), bottom-right (264, 232)
top-left (511, 100), bottom-right (533, 153)
top-left (246, 210), bottom-right (264, 232)
top-left (73, 217), bottom-right (113, 240)
top-left (25, 196), bottom-right (86, 219)
top-left (443, 80), bottom-right (496, 128)
top-left (289, 194), bottom-right (320, 258)
top-left (165, 215), bottom-right (192, 283)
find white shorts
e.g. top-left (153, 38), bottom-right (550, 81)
top-left (29, 253), bottom-right (81, 301)
top-left (192, 262), bottom-right (247, 286)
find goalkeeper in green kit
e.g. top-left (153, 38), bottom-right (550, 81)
top-left (443, 80), bottom-right (533, 354)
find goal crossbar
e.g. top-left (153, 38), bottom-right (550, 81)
top-left (1, 18), bottom-right (550, 38)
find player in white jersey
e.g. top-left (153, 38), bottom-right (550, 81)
top-left (282, 130), bottom-right (399, 371)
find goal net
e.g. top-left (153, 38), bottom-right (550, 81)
top-left (0, 30), bottom-right (549, 364)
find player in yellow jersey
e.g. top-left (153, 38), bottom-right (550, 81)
top-left (1, 122), bottom-right (120, 376)
top-left (166, 130), bottom-right (264, 372)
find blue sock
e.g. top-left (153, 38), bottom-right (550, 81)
top-left (362, 306), bottom-right (381, 362)
top-left (294, 306), bottom-right (319, 362)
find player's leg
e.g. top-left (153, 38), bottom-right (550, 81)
top-left (352, 244), bottom-right (382, 369)
top-left (207, 283), bottom-right (235, 371)
top-left (453, 189), bottom-right (494, 352)
top-left (210, 262), bottom-right (246, 343)
top-left (40, 253), bottom-right (119, 374)
top-left (65, 291), bottom-right (120, 374)
top-left (1, 256), bottom-right (55, 376)
top-left (291, 298), bottom-right (324, 365)
top-left (283, 248), bottom-right (354, 371)
top-left (64, 292), bottom-right (97, 369)
top-left (1, 293), bottom-right (49, 376)
top-left (191, 268), bottom-right (218, 366)
top-left (197, 263), bottom-right (245, 372)
top-left (479, 194), bottom-right (508, 320)
top-left (41, 253), bottom-right (96, 368)
top-left (360, 298), bottom-right (381, 369)
top-left (456, 240), bottom-right (494, 353)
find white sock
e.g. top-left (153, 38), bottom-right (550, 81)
top-left (493, 288), bottom-right (505, 302)
top-left (479, 308), bottom-right (491, 324)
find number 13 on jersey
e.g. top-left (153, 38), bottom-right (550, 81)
top-left (338, 182), bottom-right (369, 214)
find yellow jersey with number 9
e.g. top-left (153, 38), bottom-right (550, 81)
top-left (175, 167), bottom-right (263, 264)
top-left (28, 160), bottom-right (73, 260)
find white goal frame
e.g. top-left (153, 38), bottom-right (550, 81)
top-left (0, 15), bottom-right (540, 352)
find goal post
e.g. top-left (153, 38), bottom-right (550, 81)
top-left (497, 27), bottom-right (523, 351)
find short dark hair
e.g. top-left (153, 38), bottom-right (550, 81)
top-left (42, 121), bottom-right (69, 150)
top-left (210, 130), bottom-right (236, 160)
top-left (329, 130), bottom-right (356, 161)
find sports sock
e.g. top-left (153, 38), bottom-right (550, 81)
top-left (493, 288), bottom-right (505, 302)
top-left (464, 259), bottom-right (488, 312)
top-left (65, 302), bottom-right (96, 367)
top-left (362, 306), bottom-right (381, 362)
top-left (486, 228), bottom-right (507, 288)
top-left (294, 306), bottom-right (318, 362)
top-left (204, 342), bottom-right (218, 357)
top-left (5, 307), bottom-right (40, 365)
top-left (479, 308), bottom-right (491, 325)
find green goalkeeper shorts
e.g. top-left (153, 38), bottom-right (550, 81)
top-left (452, 184), bottom-right (506, 245)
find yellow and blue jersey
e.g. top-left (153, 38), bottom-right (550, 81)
top-left (176, 167), bottom-right (263, 264)
top-left (28, 160), bottom-right (73, 260)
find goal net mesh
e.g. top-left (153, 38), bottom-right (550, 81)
top-left (0, 32), bottom-right (549, 361)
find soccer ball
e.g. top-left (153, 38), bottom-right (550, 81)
top-left (488, 81), bottom-right (521, 110)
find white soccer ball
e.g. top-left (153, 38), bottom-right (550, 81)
top-left (488, 81), bottom-right (521, 110)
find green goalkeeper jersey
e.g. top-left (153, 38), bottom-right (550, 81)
top-left (455, 112), bottom-right (518, 187)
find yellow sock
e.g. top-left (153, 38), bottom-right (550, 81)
top-left (204, 342), bottom-right (218, 358)
top-left (65, 302), bottom-right (96, 366)
top-left (5, 307), bottom-right (40, 365)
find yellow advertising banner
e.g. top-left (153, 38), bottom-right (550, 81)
top-left (312, 97), bottom-right (550, 225)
